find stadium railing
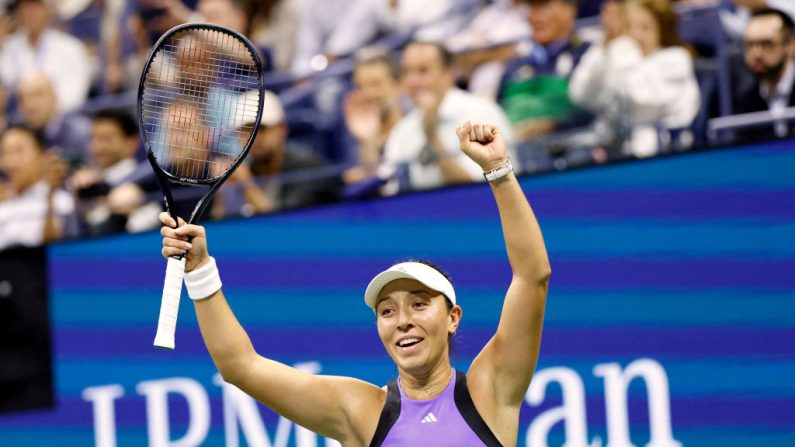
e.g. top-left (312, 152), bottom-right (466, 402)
top-left (708, 106), bottom-right (795, 144)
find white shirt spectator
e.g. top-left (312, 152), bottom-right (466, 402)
top-left (569, 36), bottom-right (700, 157)
top-left (250, 0), bottom-right (300, 72)
top-left (325, 0), bottom-right (463, 58)
top-left (0, 29), bottom-right (91, 112)
top-left (0, 181), bottom-right (75, 250)
top-left (446, 0), bottom-right (531, 52)
top-left (291, 0), bottom-right (354, 75)
top-left (379, 88), bottom-right (515, 193)
top-left (445, 0), bottom-right (532, 99)
top-left (80, 157), bottom-right (137, 228)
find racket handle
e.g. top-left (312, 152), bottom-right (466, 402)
top-left (153, 257), bottom-right (186, 350)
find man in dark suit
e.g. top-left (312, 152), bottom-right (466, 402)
top-left (734, 8), bottom-right (795, 141)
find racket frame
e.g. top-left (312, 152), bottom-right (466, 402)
top-left (139, 22), bottom-right (266, 224)
top-left (137, 22), bottom-right (266, 349)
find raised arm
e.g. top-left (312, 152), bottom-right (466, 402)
top-left (159, 214), bottom-right (383, 445)
top-left (455, 123), bottom-right (551, 409)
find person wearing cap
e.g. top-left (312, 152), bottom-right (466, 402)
top-left (212, 89), bottom-right (342, 218)
top-left (158, 122), bottom-right (550, 446)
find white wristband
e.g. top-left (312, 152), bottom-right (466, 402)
top-left (184, 257), bottom-right (222, 301)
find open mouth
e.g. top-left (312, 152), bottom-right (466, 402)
top-left (396, 337), bottom-right (423, 348)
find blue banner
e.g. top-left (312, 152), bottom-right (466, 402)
top-left (1, 141), bottom-right (794, 446)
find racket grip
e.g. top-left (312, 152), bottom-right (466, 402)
top-left (153, 257), bottom-right (186, 350)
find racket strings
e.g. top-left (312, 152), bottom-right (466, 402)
top-left (141, 28), bottom-right (262, 181)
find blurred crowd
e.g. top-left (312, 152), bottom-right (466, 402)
top-left (1, 0), bottom-right (795, 249)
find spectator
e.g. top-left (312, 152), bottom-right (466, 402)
top-left (446, 0), bottom-right (532, 100)
top-left (377, 40), bottom-right (515, 195)
top-left (579, 0), bottom-right (609, 17)
top-left (721, 0), bottom-right (795, 42)
top-left (70, 109), bottom-right (159, 236)
top-left (196, 0), bottom-right (247, 33)
top-left (342, 47), bottom-right (404, 185)
top-left (249, 0), bottom-right (300, 72)
top-left (291, 0), bottom-right (466, 76)
top-left (0, 85), bottom-right (8, 132)
top-left (99, 0), bottom-right (128, 93)
top-left (162, 99), bottom-right (213, 179)
top-left (295, 0), bottom-right (455, 125)
top-left (130, 0), bottom-right (199, 42)
top-left (87, 99), bottom-right (212, 233)
top-left (0, 125), bottom-right (76, 250)
top-left (14, 71), bottom-right (92, 165)
top-left (145, 33), bottom-right (249, 136)
top-left (213, 90), bottom-right (342, 217)
top-left (119, 1), bottom-right (200, 92)
top-left (498, 0), bottom-right (592, 144)
top-left (0, 0), bottom-right (91, 111)
top-left (323, 0), bottom-right (465, 63)
top-left (569, 0), bottom-right (700, 158)
top-left (0, 3), bottom-right (12, 46)
top-left (290, 0), bottom-right (355, 76)
top-left (733, 7), bottom-right (795, 140)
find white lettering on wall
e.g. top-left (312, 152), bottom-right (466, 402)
top-left (525, 367), bottom-right (595, 447)
top-left (136, 377), bottom-right (210, 447)
top-left (82, 384), bottom-right (125, 447)
top-left (593, 358), bottom-right (682, 447)
top-left (82, 358), bottom-right (677, 447)
top-left (212, 361), bottom-right (341, 447)
top-left (213, 374), bottom-right (273, 447)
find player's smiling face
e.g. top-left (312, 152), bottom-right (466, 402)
top-left (375, 279), bottom-right (460, 375)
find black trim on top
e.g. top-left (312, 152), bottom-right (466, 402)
top-left (453, 370), bottom-right (504, 447)
top-left (368, 379), bottom-right (401, 447)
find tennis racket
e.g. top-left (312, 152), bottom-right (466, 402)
top-left (137, 23), bottom-right (265, 350)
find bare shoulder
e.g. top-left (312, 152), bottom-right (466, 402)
top-left (325, 376), bottom-right (388, 447)
top-left (327, 375), bottom-right (387, 409)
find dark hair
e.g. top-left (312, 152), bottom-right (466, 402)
top-left (405, 40), bottom-right (454, 69)
top-left (93, 109), bottom-right (138, 137)
top-left (7, 0), bottom-right (46, 13)
top-left (354, 46), bottom-right (400, 80)
top-left (3, 124), bottom-right (46, 151)
top-left (751, 8), bottom-right (795, 38)
top-left (229, 0), bottom-right (248, 11)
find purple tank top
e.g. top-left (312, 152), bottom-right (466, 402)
top-left (369, 370), bottom-right (502, 447)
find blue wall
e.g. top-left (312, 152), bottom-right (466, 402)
top-left (1, 141), bottom-right (794, 446)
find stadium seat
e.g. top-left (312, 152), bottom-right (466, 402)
top-left (677, 4), bottom-right (733, 117)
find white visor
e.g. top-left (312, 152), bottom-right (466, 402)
top-left (364, 262), bottom-right (456, 311)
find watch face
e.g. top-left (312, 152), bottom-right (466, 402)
top-left (485, 159), bottom-right (513, 182)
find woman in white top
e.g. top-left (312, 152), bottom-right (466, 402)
top-left (569, 0), bottom-right (701, 158)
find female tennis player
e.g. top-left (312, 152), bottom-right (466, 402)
top-left (159, 122), bottom-right (550, 447)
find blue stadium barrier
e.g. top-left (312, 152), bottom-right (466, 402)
top-left (0, 139), bottom-right (794, 446)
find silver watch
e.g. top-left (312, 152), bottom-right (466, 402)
top-left (483, 158), bottom-right (514, 183)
